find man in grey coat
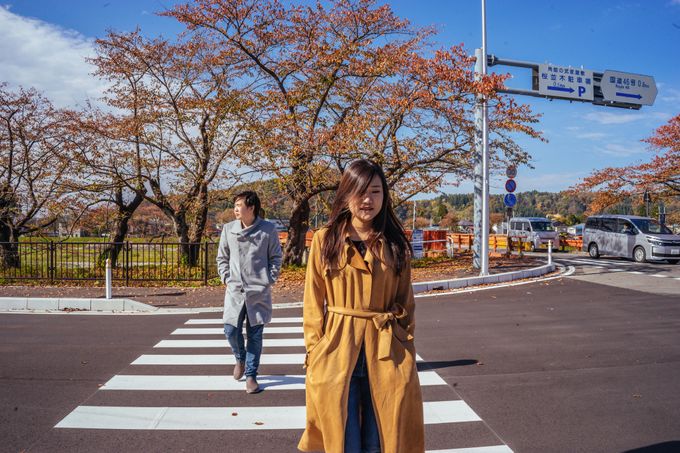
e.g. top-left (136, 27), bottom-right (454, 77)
top-left (217, 191), bottom-right (283, 394)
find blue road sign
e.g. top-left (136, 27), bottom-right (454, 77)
top-left (504, 193), bottom-right (517, 208)
top-left (505, 179), bottom-right (517, 193)
top-left (600, 70), bottom-right (657, 106)
top-left (538, 63), bottom-right (594, 101)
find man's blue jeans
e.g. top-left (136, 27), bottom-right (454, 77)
top-left (223, 305), bottom-right (264, 377)
top-left (344, 346), bottom-right (381, 453)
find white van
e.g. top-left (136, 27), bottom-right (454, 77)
top-left (582, 215), bottom-right (680, 264)
top-left (508, 217), bottom-right (560, 251)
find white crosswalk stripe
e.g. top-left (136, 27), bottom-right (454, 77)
top-left (56, 400), bottom-right (480, 430)
top-left (171, 326), bottom-right (303, 335)
top-left (155, 338), bottom-right (305, 348)
top-left (55, 315), bottom-right (513, 452)
top-left (186, 317), bottom-right (302, 325)
top-left (102, 371), bottom-right (446, 390)
top-left (561, 257), bottom-right (637, 267)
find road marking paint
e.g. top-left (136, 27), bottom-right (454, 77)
top-left (627, 271), bottom-right (644, 275)
top-left (650, 274), bottom-right (668, 278)
top-left (154, 338), bottom-right (305, 348)
top-left (132, 353), bottom-right (306, 365)
top-left (185, 317), bottom-right (303, 325)
top-left (427, 446), bottom-right (513, 453)
top-left (101, 371), bottom-right (446, 390)
top-left (564, 258), bottom-right (636, 267)
top-left (133, 353), bottom-right (424, 365)
top-left (55, 400), bottom-right (479, 430)
top-left (171, 326), bottom-right (303, 335)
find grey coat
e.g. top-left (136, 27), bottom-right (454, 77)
top-left (217, 217), bottom-right (283, 326)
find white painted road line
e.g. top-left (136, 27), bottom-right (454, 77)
top-left (427, 446), bottom-right (513, 453)
top-left (171, 326), bottom-right (303, 335)
top-left (154, 338), bottom-right (305, 348)
top-left (132, 353), bottom-right (306, 365)
top-left (185, 317), bottom-right (303, 325)
top-left (627, 271), bottom-right (644, 275)
top-left (101, 371), bottom-right (447, 390)
top-left (55, 400), bottom-right (479, 430)
top-left (650, 274), bottom-right (668, 278)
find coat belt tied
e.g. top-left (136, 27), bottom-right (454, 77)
top-left (327, 305), bottom-right (413, 360)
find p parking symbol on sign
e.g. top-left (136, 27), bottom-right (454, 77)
top-left (578, 86), bottom-right (586, 97)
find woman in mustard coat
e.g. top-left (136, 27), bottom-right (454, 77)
top-left (298, 159), bottom-right (425, 453)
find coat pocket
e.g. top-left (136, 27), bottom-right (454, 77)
top-left (304, 335), bottom-right (329, 368)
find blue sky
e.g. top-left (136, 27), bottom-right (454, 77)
top-left (1, 0), bottom-right (679, 195)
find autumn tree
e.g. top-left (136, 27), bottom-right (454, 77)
top-left (87, 30), bottom-right (249, 265)
top-left (0, 84), bottom-right (75, 267)
top-left (166, 0), bottom-right (541, 265)
top-left (573, 113), bottom-right (680, 213)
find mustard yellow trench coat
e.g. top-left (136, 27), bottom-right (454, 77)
top-left (298, 228), bottom-right (425, 453)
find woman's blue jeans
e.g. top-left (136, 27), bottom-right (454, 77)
top-left (344, 347), bottom-right (381, 453)
top-left (223, 305), bottom-right (264, 377)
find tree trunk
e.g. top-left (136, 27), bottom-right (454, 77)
top-left (283, 198), bottom-right (311, 266)
top-left (0, 186), bottom-right (20, 268)
top-left (100, 191), bottom-right (145, 267)
top-left (0, 232), bottom-right (20, 268)
top-left (172, 212), bottom-right (200, 267)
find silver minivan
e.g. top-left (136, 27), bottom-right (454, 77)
top-left (582, 215), bottom-right (680, 264)
top-left (508, 217), bottom-right (560, 251)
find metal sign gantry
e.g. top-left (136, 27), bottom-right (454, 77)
top-left (471, 1), bottom-right (658, 276)
top-left (487, 55), bottom-right (658, 109)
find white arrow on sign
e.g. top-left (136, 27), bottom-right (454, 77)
top-left (600, 70), bottom-right (657, 106)
top-left (538, 63), bottom-right (594, 101)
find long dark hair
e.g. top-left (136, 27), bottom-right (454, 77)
top-left (321, 159), bottom-right (411, 275)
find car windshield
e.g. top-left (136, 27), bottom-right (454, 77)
top-left (531, 221), bottom-right (555, 232)
top-left (631, 218), bottom-right (673, 234)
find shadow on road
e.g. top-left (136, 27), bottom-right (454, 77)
top-left (416, 359), bottom-right (478, 371)
top-left (622, 441), bottom-right (680, 453)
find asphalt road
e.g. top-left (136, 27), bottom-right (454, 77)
top-left (555, 253), bottom-right (679, 296)
top-left (2, 272), bottom-right (680, 452)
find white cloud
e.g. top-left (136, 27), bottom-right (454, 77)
top-left (0, 6), bottom-right (106, 108)
top-left (597, 143), bottom-right (646, 157)
top-left (506, 171), bottom-right (588, 193)
top-left (583, 111), bottom-right (670, 125)
top-left (660, 87), bottom-right (680, 103)
top-left (583, 112), bottom-right (641, 125)
top-left (576, 132), bottom-right (608, 140)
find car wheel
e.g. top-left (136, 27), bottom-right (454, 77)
top-left (667, 259), bottom-right (679, 265)
top-left (633, 246), bottom-right (646, 263)
top-left (588, 243), bottom-right (599, 259)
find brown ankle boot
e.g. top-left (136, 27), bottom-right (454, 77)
top-left (233, 361), bottom-right (245, 381)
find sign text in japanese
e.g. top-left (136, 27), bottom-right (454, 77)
top-left (538, 64), bottom-right (594, 101)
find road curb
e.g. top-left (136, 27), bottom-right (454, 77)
top-left (0, 297), bottom-right (156, 313)
top-left (0, 262), bottom-right (564, 315)
top-left (411, 263), bottom-right (556, 294)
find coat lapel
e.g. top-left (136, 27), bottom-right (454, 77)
top-left (345, 240), bottom-right (370, 272)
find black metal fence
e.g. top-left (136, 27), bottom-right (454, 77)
top-left (0, 241), bottom-right (220, 285)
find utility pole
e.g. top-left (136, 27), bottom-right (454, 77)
top-left (473, 0), bottom-right (490, 275)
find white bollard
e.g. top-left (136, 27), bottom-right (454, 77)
top-left (547, 240), bottom-right (553, 265)
top-left (105, 258), bottom-right (112, 300)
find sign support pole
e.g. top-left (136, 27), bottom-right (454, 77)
top-left (481, 0), bottom-right (490, 276)
top-left (473, 0), bottom-right (490, 276)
